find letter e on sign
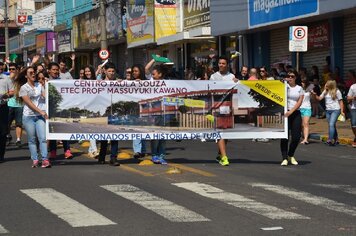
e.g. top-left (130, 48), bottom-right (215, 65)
top-left (289, 26), bottom-right (308, 52)
top-left (99, 49), bottom-right (110, 60)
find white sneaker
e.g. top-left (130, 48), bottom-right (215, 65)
top-left (281, 159), bottom-right (288, 166)
top-left (288, 156), bottom-right (298, 165)
top-left (88, 151), bottom-right (99, 158)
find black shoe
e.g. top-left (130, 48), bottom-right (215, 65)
top-left (133, 152), bottom-right (144, 159)
top-left (6, 135), bottom-right (12, 145)
top-left (15, 140), bottom-right (21, 147)
top-left (98, 159), bottom-right (106, 164)
top-left (109, 158), bottom-right (120, 166)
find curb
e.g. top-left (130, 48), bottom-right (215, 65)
top-left (309, 133), bottom-right (353, 145)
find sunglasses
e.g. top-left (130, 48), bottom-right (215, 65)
top-left (260, 70), bottom-right (266, 73)
top-left (9, 68), bottom-right (17, 71)
top-left (28, 71), bottom-right (35, 75)
top-left (287, 74), bottom-right (296, 78)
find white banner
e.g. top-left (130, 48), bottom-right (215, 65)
top-left (46, 80), bottom-right (287, 140)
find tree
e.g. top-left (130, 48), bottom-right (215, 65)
top-left (48, 84), bottom-right (63, 118)
top-left (105, 101), bottom-right (139, 116)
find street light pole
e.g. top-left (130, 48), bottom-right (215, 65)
top-left (4, 0), bottom-right (9, 59)
top-left (99, 0), bottom-right (107, 50)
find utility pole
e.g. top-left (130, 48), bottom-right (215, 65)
top-left (99, 0), bottom-right (107, 50)
top-left (4, 0), bottom-right (9, 59)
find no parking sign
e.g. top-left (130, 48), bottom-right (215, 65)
top-left (289, 26), bottom-right (308, 52)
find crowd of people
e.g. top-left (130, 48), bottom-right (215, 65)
top-left (0, 53), bottom-right (355, 168)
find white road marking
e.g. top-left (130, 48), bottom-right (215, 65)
top-left (173, 182), bottom-right (308, 220)
top-left (251, 183), bottom-right (356, 216)
top-left (101, 184), bottom-right (210, 222)
top-left (21, 188), bottom-right (116, 227)
top-left (314, 184), bottom-right (356, 196)
top-left (0, 225), bottom-right (9, 234)
top-left (261, 226), bottom-right (283, 231)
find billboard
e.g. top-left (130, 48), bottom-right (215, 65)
top-left (154, 0), bottom-right (177, 40)
top-left (47, 80), bottom-right (287, 140)
top-left (126, 0), bottom-right (154, 48)
top-left (183, 0), bottom-right (210, 30)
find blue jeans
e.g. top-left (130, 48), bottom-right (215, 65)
top-left (150, 140), bottom-right (166, 156)
top-left (22, 115), bottom-right (47, 161)
top-left (325, 109), bottom-right (341, 141)
top-left (133, 139), bottom-right (146, 154)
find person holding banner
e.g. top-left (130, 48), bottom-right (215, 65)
top-left (15, 67), bottom-right (51, 168)
top-left (131, 64), bottom-right (147, 159)
top-left (97, 63), bottom-right (120, 166)
top-left (210, 56), bottom-right (238, 166)
top-left (280, 70), bottom-right (304, 166)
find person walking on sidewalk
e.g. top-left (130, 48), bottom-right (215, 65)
top-left (347, 80), bottom-right (356, 147)
top-left (300, 79), bottom-right (314, 144)
top-left (281, 69), bottom-right (304, 166)
top-left (16, 67), bottom-right (51, 168)
top-left (312, 80), bottom-right (345, 146)
top-left (210, 56), bottom-right (238, 166)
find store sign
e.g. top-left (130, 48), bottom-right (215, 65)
top-left (16, 9), bottom-right (33, 25)
top-left (23, 32), bottom-right (36, 47)
top-left (126, 0), bottom-right (154, 48)
top-left (73, 2), bottom-right (123, 49)
top-left (154, 0), bottom-right (177, 40)
top-left (9, 36), bottom-right (20, 52)
top-left (46, 32), bottom-right (56, 53)
top-left (308, 22), bottom-right (329, 49)
top-left (248, 0), bottom-right (319, 28)
top-left (183, 0), bottom-right (210, 30)
top-left (36, 33), bottom-right (46, 54)
top-left (23, 4), bottom-right (55, 32)
top-left (57, 30), bottom-right (72, 53)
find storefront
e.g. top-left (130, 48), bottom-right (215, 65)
top-left (343, 15), bottom-right (356, 76)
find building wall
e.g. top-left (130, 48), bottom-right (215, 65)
top-left (56, 0), bottom-right (93, 29)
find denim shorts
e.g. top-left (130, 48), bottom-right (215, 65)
top-left (9, 107), bottom-right (23, 127)
top-left (300, 108), bottom-right (312, 117)
top-left (351, 109), bottom-right (356, 128)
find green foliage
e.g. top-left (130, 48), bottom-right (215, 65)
top-left (105, 101), bottom-right (139, 116)
top-left (48, 84), bottom-right (63, 118)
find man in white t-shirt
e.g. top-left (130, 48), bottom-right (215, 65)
top-left (59, 54), bottom-right (75, 80)
top-left (347, 82), bottom-right (356, 147)
top-left (209, 56), bottom-right (237, 166)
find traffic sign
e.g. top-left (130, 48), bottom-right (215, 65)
top-left (289, 26), bottom-right (308, 52)
top-left (98, 49), bottom-right (110, 60)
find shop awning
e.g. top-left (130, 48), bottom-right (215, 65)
top-left (156, 27), bottom-right (213, 45)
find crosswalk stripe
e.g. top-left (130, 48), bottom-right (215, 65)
top-left (314, 184), bottom-right (356, 196)
top-left (101, 184), bottom-right (210, 222)
top-left (251, 183), bottom-right (356, 217)
top-left (21, 188), bottom-right (116, 227)
top-left (0, 225), bottom-right (9, 234)
top-left (173, 182), bottom-right (309, 220)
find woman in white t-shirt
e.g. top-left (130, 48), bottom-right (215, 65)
top-left (300, 79), bottom-right (314, 144)
top-left (281, 70), bottom-right (304, 166)
top-left (313, 80), bottom-right (345, 146)
top-left (15, 67), bottom-right (50, 168)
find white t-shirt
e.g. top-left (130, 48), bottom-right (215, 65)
top-left (320, 89), bottom-right (342, 110)
top-left (60, 71), bottom-right (73, 80)
top-left (287, 84), bottom-right (304, 111)
top-left (347, 83), bottom-right (356, 110)
top-left (210, 71), bottom-right (235, 81)
top-left (19, 82), bottom-right (46, 116)
top-left (300, 84), bottom-right (314, 109)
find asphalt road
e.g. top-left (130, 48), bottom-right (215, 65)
top-left (1, 138), bottom-right (355, 236)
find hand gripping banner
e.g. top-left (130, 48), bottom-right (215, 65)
top-left (46, 80), bottom-right (287, 140)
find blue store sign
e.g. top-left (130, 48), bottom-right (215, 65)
top-left (248, 0), bottom-right (319, 28)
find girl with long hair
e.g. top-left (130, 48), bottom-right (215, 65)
top-left (312, 80), bottom-right (345, 146)
top-left (83, 66), bottom-right (96, 80)
top-left (300, 79), bottom-right (314, 144)
top-left (16, 67), bottom-right (50, 168)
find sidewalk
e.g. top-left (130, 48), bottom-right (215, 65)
top-left (309, 117), bottom-right (355, 145)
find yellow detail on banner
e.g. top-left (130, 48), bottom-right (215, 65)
top-left (240, 81), bottom-right (286, 107)
top-left (154, 2), bottom-right (177, 40)
top-left (184, 99), bottom-right (206, 108)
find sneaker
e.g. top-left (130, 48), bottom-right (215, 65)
top-left (215, 155), bottom-right (221, 162)
top-left (109, 158), bottom-right (120, 166)
top-left (6, 134), bottom-right (12, 145)
top-left (133, 152), bottom-right (143, 159)
top-left (326, 140), bottom-right (334, 146)
top-left (15, 140), bottom-right (21, 146)
top-left (158, 155), bottom-right (167, 165)
top-left (281, 159), bottom-right (288, 166)
top-left (152, 155), bottom-right (160, 164)
top-left (64, 150), bottom-right (73, 159)
top-left (288, 156), bottom-right (298, 165)
top-left (32, 160), bottom-right (39, 168)
top-left (41, 160), bottom-right (51, 168)
top-left (257, 138), bottom-right (269, 142)
top-left (334, 140), bottom-right (340, 145)
top-left (219, 155), bottom-right (229, 166)
top-left (49, 150), bottom-right (56, 159)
